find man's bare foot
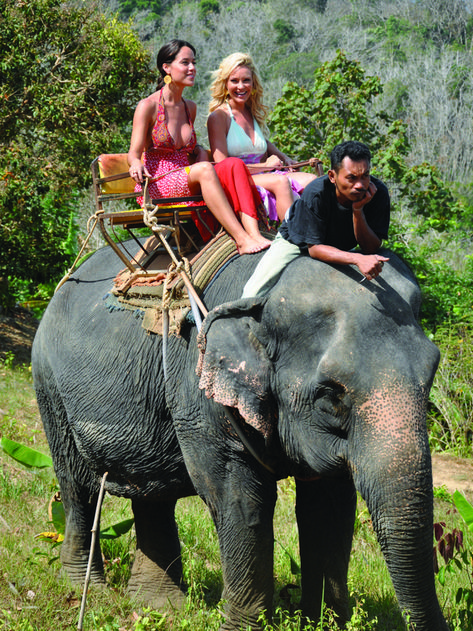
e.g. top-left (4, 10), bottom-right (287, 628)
top-left (236, 234), bottom-right (271, 255)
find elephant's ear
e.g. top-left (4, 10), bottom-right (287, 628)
top-left (196, 298), bottom-right (274, 439)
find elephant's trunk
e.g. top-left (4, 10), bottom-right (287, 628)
top-left (351, 382), bottom-right (449, 631)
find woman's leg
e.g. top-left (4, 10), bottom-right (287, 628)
top-left (187, 162), bottom-right (269, 254)
top-left (289, 171), bottom-right (317, 189)
top-left (251, 173), bottom-right (295, 222)
top-left (239, 213), bottom-right (272, 248)
top-left (213, 158), bottom-right (271, 248)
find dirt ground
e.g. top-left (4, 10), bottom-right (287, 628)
top-left (1, 307), bottom-right (472, 497)
top-left (0, 306), bottom-right (40, 367)
top-left (431, 453), bottom-right (473, 497)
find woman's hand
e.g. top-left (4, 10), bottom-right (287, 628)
top-left (129, 161), bottom-right (150, 183)
top-left (266, 141), bottom-right (296, 170)
top-left (265, 154), bottom-right (283, 169)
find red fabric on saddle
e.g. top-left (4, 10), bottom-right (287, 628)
top-left (193, 157), bottom-right (263, 242)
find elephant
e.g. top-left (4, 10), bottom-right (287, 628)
top-left (31, 239), bottom-right (448, 631)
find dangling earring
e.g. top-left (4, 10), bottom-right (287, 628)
top-left (164, 74), bottom-right (172, 85)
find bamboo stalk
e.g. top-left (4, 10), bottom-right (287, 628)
top-left (77, 472), bottom-right (108, 631)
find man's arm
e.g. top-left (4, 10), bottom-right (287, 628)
top-left (308, 182), bottom-right (389, 280)
top-left (307, 244), bottom-right (388, 281)
top-left (351, 180), bottom-right (383, 253)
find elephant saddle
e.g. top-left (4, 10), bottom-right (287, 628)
top-left (103, 230), bottom-right (274, 336)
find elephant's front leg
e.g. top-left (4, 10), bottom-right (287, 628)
top-left (206, 460), bottom-right (277, 631)
top-left (127, 498), bottom-right (186, 611)
top-left (296, 475), bottom-right (356, 626)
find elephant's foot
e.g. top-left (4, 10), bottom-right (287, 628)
top-left (217, 594), bottom-right (270, 631)
top-left (60, 534), bottom-right (105, 585)
top-left (324, 579), bottom-right (350, 628)
top-left (218, 609), bottom-right (263, 631)
top-left (127, 548), bottom-right (187, 612)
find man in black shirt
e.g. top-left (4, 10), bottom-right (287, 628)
top-left (242, 140), bottom-right (390, 297)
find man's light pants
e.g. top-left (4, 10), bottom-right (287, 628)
top-left (242, 233), bottom-right (303, 298)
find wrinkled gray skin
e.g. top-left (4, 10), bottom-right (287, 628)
top-left (32, 241), bottom-right (447, 630)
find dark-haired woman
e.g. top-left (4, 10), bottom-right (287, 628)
top-left (127, 39), bottom-right (270, 254)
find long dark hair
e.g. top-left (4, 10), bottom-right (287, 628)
top-left (156, 39), bottom-right (196, 90)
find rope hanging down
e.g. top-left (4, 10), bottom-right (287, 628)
top-left (142, 181), bottom-right (274, 475)
top-left (143, 178), bottom-right (208, 324)
top-left (55, 211), bottom-right (104, 293)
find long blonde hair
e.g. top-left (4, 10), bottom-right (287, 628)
top-left (209, 52), bottom-right (269, 131)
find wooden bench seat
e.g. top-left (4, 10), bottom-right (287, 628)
top-left (91, 153), bottom-right (215, 273)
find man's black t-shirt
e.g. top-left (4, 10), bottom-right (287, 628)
top-left (279, 174), bottom-right (390, 250)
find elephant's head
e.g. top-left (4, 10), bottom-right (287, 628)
top-left (196, 252), bottom-right (445, 629)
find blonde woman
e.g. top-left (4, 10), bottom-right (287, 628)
top-left (208, 52), bottom-right (316, 222)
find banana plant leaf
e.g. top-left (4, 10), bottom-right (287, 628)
top-left (100, 518), bottom-right (135, 539)
top-left (2, 438), bottom-right (134, 540)
top-left (453, 490), bottom-right (473, 532)
top-left (1, 437), bottom-right (53, 469)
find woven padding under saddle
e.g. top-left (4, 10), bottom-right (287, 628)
top-left (107, 230), bottom-right (275, 336)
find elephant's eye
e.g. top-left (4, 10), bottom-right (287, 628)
top-left (314, 381), bottom-right (352, 423)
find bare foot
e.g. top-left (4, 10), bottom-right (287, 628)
top-left (245, 229), bottom-right (272, 250)
top-left (236, 234), bottom-right (271, 255)
top-left (256, 235), bottom-right (272, 249)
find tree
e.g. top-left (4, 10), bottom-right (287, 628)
top-left (268, 50), bottom-right (384, 162)
top-left (0, 0), bottom-right (155, 310)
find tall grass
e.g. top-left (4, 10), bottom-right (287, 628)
top-left (429, 322), bottom-right (473, 457)
top-left (1, 358), bottom-right (472, 630)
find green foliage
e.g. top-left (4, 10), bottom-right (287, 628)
top-left (428, 320), bottom-right (473, 456)
top-left (434, 485), bottom-right (455, 503)
top-left (0, 436), bottom-right (134, 547)
top-left (9, 278), bottom-right (56, 318)
top-left (199, 0), bottom-right (220, 22)
top-left (273, 19), bottom-right (296, 44)
top-left (366, 15), bottom-right (426, 63)
top-left (268, 81), bottom-right (320, 161)
top-left (100, 518), bottom-right (135, 540)
top-left (269, 50), bottom-right (384, 162)
top-left (271, 51), bottom-right (320, 86)
top-left (257, 594), bottom-right (378, 630)
top-left (314, 0), bottom-right (328, 12)
top-left (393, 244), bottom-right (473, 330)
top-left (434, 493), bottom-right (473, 629)
top-left (0, 144), bottom-right (79, 298)
top-left (454, 491), bottom-right (473, 532)
top-left (0, 0), bottom-right (155, 309)
top-left (0, 437), bottom-right (53, 469)
top-left (119, 0), bottom-right (162, 18)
